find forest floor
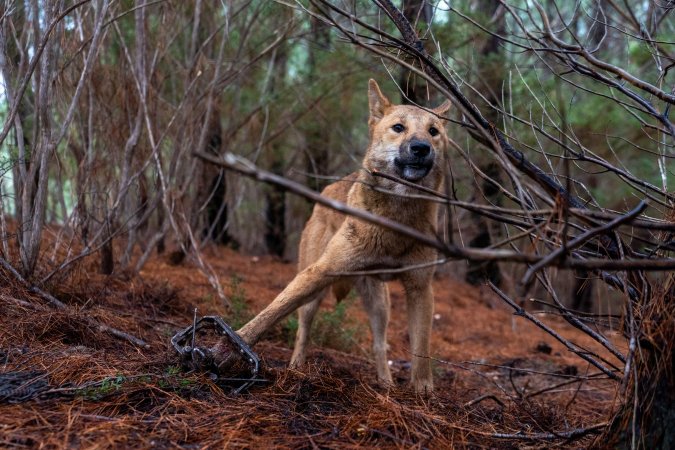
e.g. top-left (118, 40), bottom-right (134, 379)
top-left (0, 245), bottom-right (623, 449)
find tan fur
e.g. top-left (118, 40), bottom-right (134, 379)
top-left (237, 80), bottom-right (451, 393)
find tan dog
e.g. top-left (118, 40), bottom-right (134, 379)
top-left (236, 80), bottom-right (450, 393)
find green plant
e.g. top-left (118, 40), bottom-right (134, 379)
top-left (164, 365), bottom-right (181, 376)
top-left (79, 374), bottom-right (126, 400)
top-left (283, 315), bottom-right (299, 347)
top-left (226, 275), bottom-right (252, 329)
top-left (283, 295), bottom-right (365, 353)
top-left (313, 298), bottom-right (364, 352)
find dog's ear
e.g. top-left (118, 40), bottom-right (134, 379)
top-left (433, 99), bottom-right (452, 119)
top-left (368, 79), bottom-right (391, 123)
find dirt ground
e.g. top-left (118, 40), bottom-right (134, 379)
top-left (0, 246), bottom-right (622, 448)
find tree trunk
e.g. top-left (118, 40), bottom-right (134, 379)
top-left (18, 0), bottom-right (61, 276)
top-left (464, 2), bottom-right (505, 287)
top-left (202, 107), bottom-right (234, 246)
top-left (0, 4), bottom-right (32, 237)
top-left (399, 0), bottom-right (433, 105)
top-left (100, 221), bottom-right (115, 275)
top-left (263, 23), bottom-right (289, 257)
top-left (602, 281), bottom-right (675, 448)
top-left (264, 190), bottom-right (287, 257)
top-left (304, 5), bottom-right (332, 192)
top-left (599, 249), bottom-right (675, 450)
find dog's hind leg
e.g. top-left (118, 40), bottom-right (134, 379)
top-left (356, 277), bottom-right (393, 385)
top-left (402, 272), bottom-right (435, 394)
top-left (290, 278), bottom-right (354, 367)
top-left (289, 290), bottom-right (324, 368)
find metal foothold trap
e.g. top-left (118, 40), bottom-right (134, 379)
top-left (171, 314), bottom-right (260, 394)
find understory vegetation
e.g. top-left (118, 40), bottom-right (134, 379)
top-left (1, 1), bottom-right (674, 448)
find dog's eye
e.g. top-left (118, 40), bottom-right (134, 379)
top-left (392, 124), bottom-right (405, 133)
top-left (429, 127), bottom-right (439, 137)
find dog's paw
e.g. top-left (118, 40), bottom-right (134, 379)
top-left (288, 359), bottom-right (305, 371)
top-left (411, 378), bottom-right (434, 396)
top-left (376, 374), bottom-right (395, 390)
top-left (210, 340), bottom-right (249, 374)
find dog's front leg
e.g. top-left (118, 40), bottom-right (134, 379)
top-left (237, 229), bottom-right (363, 347)
top-left (236, 261), bottom-right (338, 346)
top-left (211, 261), bottom-right (337, 370)
top-left (402, 273), bottom-right (435, 394)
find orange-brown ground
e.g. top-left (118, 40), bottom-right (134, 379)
top-left (0, 246), bottom-right (621, 448)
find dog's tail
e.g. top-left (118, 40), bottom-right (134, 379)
top-left (331, 279), bottom-right (353, 303)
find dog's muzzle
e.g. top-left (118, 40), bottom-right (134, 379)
top-left (394, 139), bottom-right (434, 182)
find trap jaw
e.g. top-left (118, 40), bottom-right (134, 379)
top-left (171, 315), bottom-right (260, 394)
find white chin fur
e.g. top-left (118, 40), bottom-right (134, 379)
top-left (402, 165), bottom-right (428, 181)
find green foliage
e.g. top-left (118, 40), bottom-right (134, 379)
top-left (76, 369), bottom-right (199, 400)
top-left (627, 41), bottom-right (654, 72)
top-left (226, 275), bottom-right (252, 330)
top-left (311, 298), bottom-right (365, 353)
top-left (78, 374), bottom-right (127, 400)
top-left (284, 294), bottom-right (365, 353)
top-left (283, 315), bottom-right (298, 346)
top-left (164, 365), bottom-right (181, 377)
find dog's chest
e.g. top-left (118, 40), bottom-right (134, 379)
top-left (346, 219), bottom-right (416, 257)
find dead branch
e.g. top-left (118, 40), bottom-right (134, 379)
top-left (196, 151), bottom-right (675, 272)
top-left (486, 422), bottom-right (607, 441)
top-left (520, 201), bottom-right (649, 289)
top-left (487, 282), bottom-right (621, 380)
top-left (0, 256), bottom-right (147, 348)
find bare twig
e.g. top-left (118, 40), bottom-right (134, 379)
top-left (0, 256), bottom-right (147, 348)
top-left (488, 282), bottom-right (620, 380)
top-left (196, 151), bottom-right (675, 271)
top-left (486, 422), bottom-right (607, 441)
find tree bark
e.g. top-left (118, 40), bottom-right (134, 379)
top-left (100, 220), bottom-right (114, 275)
top-left (602, 282), bottom-right (675, 448)
top-left (263, 24), bottom-right (289, 257)
top-left (399, 0), bottom-right (433, 105)
top-left (304, 4), bottom-right (332, 192)
top-left (202, 109), bottom-right (234, 246)
top-left (464, 1), bottom-right (505, 287)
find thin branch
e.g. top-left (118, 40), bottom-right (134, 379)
top-left (488, 282), bottom-right (620, 381)
top-left (0, 256), bottom-right (147, 348)
top-left (196, 151), bottom-right (675, 271)
top-left (521, 201), bottom-right (648, 289)
top-left (486, 422), bottom-right (607, 441)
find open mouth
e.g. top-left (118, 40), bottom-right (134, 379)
top-left (394, 158), bottom-right (433, 182)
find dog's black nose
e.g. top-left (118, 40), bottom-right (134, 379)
top-left (410, 140), bottom-right (431, 158)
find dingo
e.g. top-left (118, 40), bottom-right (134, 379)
top-left (233, 80), bottom-right (450, 393)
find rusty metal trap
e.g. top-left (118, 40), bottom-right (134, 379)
top-left (171, 312), bottom-right (262, 394)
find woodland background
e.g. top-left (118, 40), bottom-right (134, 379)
top-left (0, 1), bottom-right (674, 448)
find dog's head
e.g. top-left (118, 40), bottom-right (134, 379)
top-left (364, 79), bottom-right (451, 190)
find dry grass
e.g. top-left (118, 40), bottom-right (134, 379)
top-left (0, 248), bottom-right (620, 449)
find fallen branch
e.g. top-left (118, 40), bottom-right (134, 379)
top-left (0, 256), bottom-right (148, 348)
top-left (0, 257), bottom-right (66, 309)
top-left (195, 151), bottom-right (675, 271)
top-left (464, 394), bottom-right (505, 408)
top-left (486, 422), bottom-right (607, 441)
top-left (488, 282), bottom-right (621, 381)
